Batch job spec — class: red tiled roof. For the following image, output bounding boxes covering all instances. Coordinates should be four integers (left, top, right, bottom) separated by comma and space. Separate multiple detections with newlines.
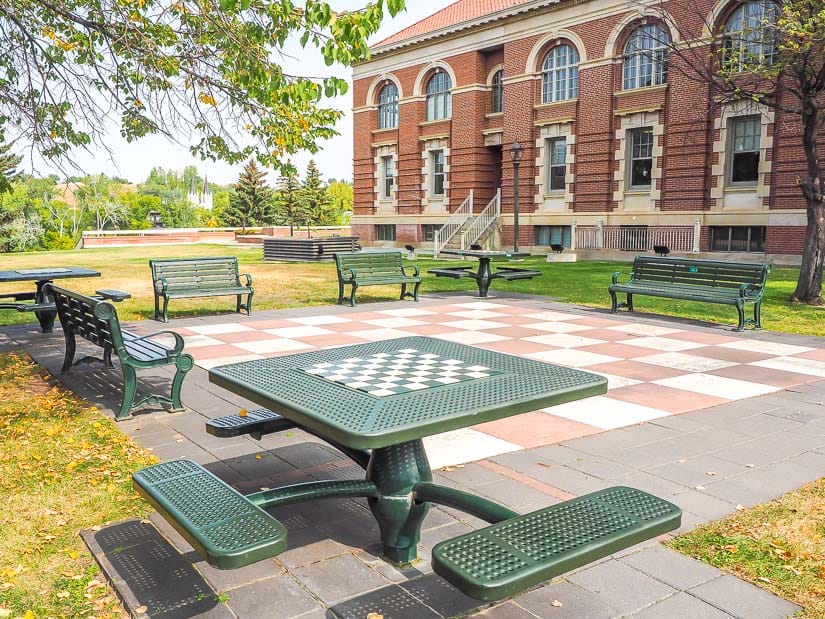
374, 0, 535, 48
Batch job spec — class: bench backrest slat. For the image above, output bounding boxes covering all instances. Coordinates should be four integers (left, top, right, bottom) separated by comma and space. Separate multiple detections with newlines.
631, 256, 769, 289
150, 257, 241, 290
48, 285, 124, 351
334, 252, 406, 278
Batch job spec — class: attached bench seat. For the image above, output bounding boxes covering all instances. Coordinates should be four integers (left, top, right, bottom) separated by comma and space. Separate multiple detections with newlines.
48, 284, 194, 420
334, 251, 421, 307
133, 460, 287, 569
206, 408, 296, 439
150, 257, 253, 322
493, 267, 542, 280
432, 486, 681, 601
609, 256, 770, 331
427, 266, 476, 279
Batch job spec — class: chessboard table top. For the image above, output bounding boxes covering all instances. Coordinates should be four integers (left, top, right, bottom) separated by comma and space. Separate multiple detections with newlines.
209, 336, 606, 450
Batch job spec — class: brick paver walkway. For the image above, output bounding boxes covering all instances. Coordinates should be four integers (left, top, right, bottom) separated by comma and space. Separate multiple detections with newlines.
3, 292, 819, 618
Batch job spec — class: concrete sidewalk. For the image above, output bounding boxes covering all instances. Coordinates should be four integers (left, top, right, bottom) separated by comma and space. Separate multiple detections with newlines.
2, 293, 818, 618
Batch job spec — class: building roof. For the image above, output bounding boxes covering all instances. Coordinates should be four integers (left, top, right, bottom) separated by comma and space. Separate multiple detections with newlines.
374, 0, 536, 48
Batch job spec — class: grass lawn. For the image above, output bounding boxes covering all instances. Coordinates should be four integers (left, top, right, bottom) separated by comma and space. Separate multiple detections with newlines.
0, 244, 822, 335
0, 351, 156, 618
670, 479, 825, 618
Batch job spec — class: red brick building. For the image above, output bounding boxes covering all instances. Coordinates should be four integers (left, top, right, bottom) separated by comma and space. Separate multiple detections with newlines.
352, 0, 817, 261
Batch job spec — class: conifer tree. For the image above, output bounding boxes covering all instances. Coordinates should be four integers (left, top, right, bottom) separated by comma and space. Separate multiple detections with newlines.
300, 160, 333, 233
274, 163, 303, 236
225, 160, 273, 234
0, 140, 21, 194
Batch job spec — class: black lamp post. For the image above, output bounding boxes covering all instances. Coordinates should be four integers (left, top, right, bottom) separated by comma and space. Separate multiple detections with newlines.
510, 140, 524, 253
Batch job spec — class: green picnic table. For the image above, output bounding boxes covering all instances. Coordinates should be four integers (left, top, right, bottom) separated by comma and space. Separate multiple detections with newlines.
430, 249, 541, 297
133, 336, 681, 601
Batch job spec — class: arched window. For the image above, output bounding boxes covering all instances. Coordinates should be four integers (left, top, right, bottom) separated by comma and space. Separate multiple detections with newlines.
724, 0, 778, 70
426, 72, 452, 121
491, 69, 504, 114
623, 25, 669, 90
541, 45, 579, 103
377, 83, 399, 129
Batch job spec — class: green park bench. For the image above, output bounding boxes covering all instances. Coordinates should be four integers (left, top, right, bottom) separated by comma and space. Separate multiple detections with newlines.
48, 284, 194, 420
134, 407, 680, 600
149, 256, 253, 322
334, 251, 421, 307
609, 255, 770, 331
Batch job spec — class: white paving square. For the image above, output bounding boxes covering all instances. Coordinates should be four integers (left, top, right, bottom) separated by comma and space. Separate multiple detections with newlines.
653, 373, 780, 399
523, 321, 592, 334
350, 328, 414, 341
423, 428, 521, 469
542, 396, 668, 430
181, 335, 225, 348
637, 352, 738, 372
527, 349, 621, 368
376, 308, 436, 317
440, 319, 508, 331
590, 372, 643, 390
523, 311, 578, 322
363, 317, 427, 328
434, 331, 510, 345
446, 309, 508, 319
196, 354, 264, 370
263, 325, 335, 339
750, 356, 825, 378
524, 334, 605, 348
290, 315, 351, 326
235, 338, 314, 354
619, 336, 705, 352
606, 323, 682, 336
457, 301, 511, 309
189, 323, 254, 336
720, 340, 815, 356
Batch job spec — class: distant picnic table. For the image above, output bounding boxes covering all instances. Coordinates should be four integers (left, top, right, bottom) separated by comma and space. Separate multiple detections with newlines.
430, 249, 541, 297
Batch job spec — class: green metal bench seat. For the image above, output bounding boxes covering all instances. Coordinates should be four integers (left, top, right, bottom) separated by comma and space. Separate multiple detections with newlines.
493, 267, 542, 280
432, 486, 681, 601
133, 460, 287, 569
150, 256, 253, 322
48, 284, 194, 420
609, 256, 770, 331
427, 266, 476, 279
334, 251, 421, 307
206, 408, 296, 439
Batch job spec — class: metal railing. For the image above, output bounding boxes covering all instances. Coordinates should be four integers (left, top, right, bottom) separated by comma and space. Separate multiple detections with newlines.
575, 225, 697, 252
433, 190, 473, 258
461, 189, 501, 250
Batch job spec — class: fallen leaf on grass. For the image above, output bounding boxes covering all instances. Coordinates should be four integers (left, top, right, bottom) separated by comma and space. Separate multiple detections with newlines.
56, 591, 70, 599
722, 544, 738, 553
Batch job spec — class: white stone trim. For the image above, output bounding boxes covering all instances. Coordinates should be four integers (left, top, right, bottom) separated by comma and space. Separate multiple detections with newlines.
710, 100, 774, 210
534, 122, 575, 211
603, 8, 680, 58
366, 73, 404, 106
525, 29, 588, 72
420, 138, 450, 211
412, 61, 457, 97
373, 145, 397, 211
487, 64, 505, 85
613, 110, 664, 209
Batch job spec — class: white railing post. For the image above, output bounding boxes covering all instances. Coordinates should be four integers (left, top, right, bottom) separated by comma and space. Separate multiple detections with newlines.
596, 220, 604, 250
570, 219, 577, 251
693, 219, 701, 253
433, 190, 473, 258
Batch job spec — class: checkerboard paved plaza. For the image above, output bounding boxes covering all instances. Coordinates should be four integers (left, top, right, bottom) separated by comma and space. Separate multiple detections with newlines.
161, 298, 825, 468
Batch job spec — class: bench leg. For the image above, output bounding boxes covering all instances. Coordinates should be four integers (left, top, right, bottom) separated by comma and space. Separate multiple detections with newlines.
626, 294, 634, 311
754, 301, 762, 330
399, 283, 407, 300
118, 365, 138, 421
104, 347, 113, 369
169, 354, 194, 413
160, 297, 170, 323
337, 281, 345, 305
609, 290, 618, 314
349, 283, 358, 307
735, 303, 746, 332
153, 293, 160, 321
246, 291, 253, 315
412, 280, 421, 302
61, 330, 77, 374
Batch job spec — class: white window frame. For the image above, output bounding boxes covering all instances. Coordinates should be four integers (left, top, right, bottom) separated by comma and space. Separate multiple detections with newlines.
431, 150, 445, 196
623, 24, 669, 90
727, 115, 761, 186
377, 83, 399, 129
547, 137, 567, 193
627, 127, 654, 189
491, 69, 504, 114
380, 155, 394, 199
723, 0, 778, 71
426, 72, 452, 121
541, 45, 579, 103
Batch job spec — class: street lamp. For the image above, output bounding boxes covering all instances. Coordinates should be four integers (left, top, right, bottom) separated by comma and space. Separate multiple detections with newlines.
510, 140, 524, 253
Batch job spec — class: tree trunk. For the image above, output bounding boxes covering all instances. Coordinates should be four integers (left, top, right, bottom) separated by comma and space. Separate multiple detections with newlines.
791, 97, 825, 305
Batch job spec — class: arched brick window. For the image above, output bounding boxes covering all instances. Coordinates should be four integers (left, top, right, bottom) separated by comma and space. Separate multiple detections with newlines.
377, 83, 399, 129
491, 69, 504, 113
623, 24, 669, 90
426, 72, 452, 121
541, 45, 579, 103
723, 0, 778, 70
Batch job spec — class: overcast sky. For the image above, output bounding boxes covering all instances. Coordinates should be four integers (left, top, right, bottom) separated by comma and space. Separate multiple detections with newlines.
24, 1, 442, 186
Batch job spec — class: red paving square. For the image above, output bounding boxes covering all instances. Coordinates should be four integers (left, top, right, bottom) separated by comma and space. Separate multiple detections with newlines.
485, 314, 546, 326
484, 326, 552, 339
608, 383, 728, 414
573, 328, 642, 342
707, 364, 817, 388
294, 333, 366, 348
402, 323, 460, 335
218, 330, 284, 344
473, 411, 600, 448
577, 342, 659, 360
486, 305, 540, 315
587, 360, 688, 381
662, 331, 739, 345
243, 319, 302, 330
475, 339, 559, 356
190, 344, 251, 360
567, 316, 632, 328
683, 346, 775, 363
322, 321, 385, 332
342, 311, 390, 321
793, 348, 825, 361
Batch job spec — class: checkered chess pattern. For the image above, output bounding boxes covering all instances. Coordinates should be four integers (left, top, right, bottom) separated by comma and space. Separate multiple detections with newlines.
157, 300, 825, 468
302, 349, 500, 397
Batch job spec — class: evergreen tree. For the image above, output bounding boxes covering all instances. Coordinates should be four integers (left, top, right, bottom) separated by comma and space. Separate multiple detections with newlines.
274, 163, 303, 236
0, 140, 22, 194
300, 160, 333, 232
224, 160, 273, 234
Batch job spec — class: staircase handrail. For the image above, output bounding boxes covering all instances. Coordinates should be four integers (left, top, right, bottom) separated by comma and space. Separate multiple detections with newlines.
433, 190, 473, 258
461, 189, 501, 250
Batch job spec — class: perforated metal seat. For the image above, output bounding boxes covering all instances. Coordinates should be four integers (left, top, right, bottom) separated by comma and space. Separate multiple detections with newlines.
432, 486, 681, 601
133, 460, 287, 569
206, 408, 295, 439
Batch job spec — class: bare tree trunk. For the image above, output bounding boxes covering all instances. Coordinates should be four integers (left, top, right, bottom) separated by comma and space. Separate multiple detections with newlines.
791, 97, 825, 304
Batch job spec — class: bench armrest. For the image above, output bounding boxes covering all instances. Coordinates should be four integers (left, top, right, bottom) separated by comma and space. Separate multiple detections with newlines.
341, 267, 356, 281
611, 271, 626, 285
241, 273, 253, 287
739, 283, 762, 297
402, 264, 420, 277
131, 330, 186, 354
154, 277, 168, 293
